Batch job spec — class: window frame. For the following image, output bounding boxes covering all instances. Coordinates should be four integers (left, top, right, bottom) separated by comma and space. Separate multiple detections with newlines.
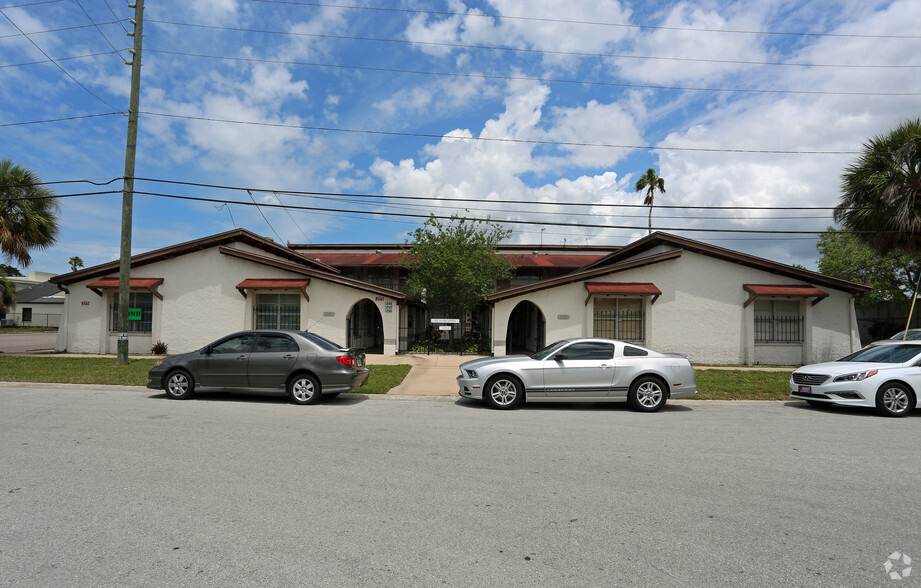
753, 298, 804, 344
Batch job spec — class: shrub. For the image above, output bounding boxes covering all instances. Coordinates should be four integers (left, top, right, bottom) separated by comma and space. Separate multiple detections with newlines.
150, 340, 168, 355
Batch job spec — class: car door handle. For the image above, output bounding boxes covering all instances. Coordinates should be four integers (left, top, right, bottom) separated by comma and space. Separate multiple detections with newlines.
600, 364, 610, 369
283, 354, 296, 360
237, 355, 247, 361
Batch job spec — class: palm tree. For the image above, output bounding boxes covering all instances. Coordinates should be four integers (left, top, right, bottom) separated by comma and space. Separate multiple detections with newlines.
68, 256, 84, 272
834, 118, 921, 254
635, 168, 665, 235
0, 275, 14, 314
0, 159, 59, 267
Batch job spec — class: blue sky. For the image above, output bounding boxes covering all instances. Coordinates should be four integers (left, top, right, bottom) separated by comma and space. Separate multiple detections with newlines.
1, 0, 919, 275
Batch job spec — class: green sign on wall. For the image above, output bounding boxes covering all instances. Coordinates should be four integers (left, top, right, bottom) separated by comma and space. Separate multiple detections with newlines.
128, 308, 142, 321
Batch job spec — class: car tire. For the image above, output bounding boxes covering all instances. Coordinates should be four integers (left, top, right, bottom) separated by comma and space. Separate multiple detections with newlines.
875, 382, 915, 417
805, 399, 832, 409
627, 376, 667, 412
484, 375, 524, 410
288, 374, 321, 405
165, 370, 195, 400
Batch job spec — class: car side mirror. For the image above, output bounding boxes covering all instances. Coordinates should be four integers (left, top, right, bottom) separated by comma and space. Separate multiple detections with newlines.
201, 346, 212, 355
553, 353, 567, 361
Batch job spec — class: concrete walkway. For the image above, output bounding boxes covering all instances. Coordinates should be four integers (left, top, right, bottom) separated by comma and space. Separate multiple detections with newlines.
365, 353, 485, 396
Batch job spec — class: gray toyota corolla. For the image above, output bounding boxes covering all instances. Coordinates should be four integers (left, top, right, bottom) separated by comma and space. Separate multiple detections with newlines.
147, 330, 368, 405
457, 337, 696, 411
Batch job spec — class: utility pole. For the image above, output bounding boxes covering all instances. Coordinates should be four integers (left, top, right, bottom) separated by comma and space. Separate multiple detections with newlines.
117, 0, 144, 365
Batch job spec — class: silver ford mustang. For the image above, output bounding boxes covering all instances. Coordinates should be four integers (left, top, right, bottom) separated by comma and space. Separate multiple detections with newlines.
457, 337, 697, 410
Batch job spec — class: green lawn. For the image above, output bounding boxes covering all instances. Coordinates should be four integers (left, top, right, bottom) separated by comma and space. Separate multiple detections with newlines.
0, 356, 411, 394
0, 356, 792, 399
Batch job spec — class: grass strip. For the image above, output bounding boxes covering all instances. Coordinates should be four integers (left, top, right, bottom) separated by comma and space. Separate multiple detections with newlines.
693, 369, 791, 401
0, 356, 411, 394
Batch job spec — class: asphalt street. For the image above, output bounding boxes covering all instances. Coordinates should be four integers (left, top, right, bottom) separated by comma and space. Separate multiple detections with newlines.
1, 384, 918, 587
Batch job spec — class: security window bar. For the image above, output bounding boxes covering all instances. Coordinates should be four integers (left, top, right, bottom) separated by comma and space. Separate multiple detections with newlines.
255, 293, 301, 330
754, 300, 803, 343
110, 291, 153, 333
592, 298, 644, 343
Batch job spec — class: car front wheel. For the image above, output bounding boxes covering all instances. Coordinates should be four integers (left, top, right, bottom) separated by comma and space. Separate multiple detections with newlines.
876, 383, 915, 417
628, 376, 667, 412
484, 375, 524, 410
165, 370, 194, 400
288, 374, 321, 405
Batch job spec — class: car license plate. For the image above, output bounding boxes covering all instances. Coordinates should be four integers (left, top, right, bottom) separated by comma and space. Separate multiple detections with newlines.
798, 385, 812, 394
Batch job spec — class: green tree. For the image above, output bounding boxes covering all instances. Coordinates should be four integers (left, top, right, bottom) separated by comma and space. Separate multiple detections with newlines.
0, 263, 22, 276
0, 275, 14, 313
634, 168, 665, 235
834, 118, 921, 254
817, 227, 920, 310
0, 159, 60, 267
401, 214, 515, 321
68, 256, 84, 272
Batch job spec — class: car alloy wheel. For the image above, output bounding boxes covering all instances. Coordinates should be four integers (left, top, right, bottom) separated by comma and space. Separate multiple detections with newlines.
289, 374, 321, 405
877, 383, 914, 417
628, 376, 666, 412
485, 376, 523, 409
166, 370, 194, 400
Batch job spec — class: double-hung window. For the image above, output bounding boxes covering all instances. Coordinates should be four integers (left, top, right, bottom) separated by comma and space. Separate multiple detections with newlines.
754, 300, 803, 343
254, 293, 301, 330
593, 298, 644, 343
110, 291, 153, 333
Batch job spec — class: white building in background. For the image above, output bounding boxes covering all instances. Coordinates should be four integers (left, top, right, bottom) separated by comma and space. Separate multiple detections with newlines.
1, 271, 65, 328
49, 229, 871, 365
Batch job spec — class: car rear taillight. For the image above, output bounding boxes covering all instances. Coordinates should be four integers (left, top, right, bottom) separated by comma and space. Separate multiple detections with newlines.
337, 355, 356, 367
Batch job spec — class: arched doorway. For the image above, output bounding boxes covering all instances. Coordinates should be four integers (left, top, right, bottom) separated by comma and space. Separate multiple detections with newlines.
506, 301, 545, 355
347, 299, 384, 354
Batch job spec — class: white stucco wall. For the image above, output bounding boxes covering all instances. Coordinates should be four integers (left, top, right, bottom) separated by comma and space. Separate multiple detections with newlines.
56, 243, 402, 355
491, 249, 861, 365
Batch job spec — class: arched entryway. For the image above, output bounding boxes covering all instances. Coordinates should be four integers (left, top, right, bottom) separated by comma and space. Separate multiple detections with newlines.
506, 301, 545, 354
347, 299, 384, 354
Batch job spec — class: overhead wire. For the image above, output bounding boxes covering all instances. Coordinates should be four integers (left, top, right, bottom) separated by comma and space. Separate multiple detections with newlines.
245, 0, 921, 40
0, 8, 124, 112
141, 49, 921, 97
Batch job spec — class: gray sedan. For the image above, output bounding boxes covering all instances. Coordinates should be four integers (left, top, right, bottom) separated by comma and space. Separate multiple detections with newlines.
147, 330, 369, 405
457, 338, 697, 410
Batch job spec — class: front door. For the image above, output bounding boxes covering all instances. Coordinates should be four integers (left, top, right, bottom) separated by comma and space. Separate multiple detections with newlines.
248, 333, 299, 389
541, 341, 616, 398
198, 333, 255, 387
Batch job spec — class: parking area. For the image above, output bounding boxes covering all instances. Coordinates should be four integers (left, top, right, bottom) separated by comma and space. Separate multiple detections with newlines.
0, 332, 57, 354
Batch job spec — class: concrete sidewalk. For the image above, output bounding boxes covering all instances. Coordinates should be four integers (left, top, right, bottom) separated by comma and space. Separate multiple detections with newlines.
365, 353, 485, 396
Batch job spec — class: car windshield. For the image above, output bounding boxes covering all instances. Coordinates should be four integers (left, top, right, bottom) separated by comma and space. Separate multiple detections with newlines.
530, 340, 569, 360
888, 330, 921, 341
838, 344, 921, 364
300, 332, 345, 351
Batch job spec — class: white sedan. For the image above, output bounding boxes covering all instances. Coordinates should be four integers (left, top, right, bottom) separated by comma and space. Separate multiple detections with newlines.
790, 342, 921, 417
457, 338, 697, 411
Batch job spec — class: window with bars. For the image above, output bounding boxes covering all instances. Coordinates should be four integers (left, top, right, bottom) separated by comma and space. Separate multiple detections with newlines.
110, 291, 153, 333
592, 298, 644, 342
254, 293, 301, 330
754, 299, 803, 343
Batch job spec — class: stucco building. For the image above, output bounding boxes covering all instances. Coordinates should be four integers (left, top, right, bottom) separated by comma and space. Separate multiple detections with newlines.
49, 228, 871, 365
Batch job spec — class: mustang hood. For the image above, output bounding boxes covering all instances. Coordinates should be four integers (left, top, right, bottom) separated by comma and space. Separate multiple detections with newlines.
460, 355, 530, 371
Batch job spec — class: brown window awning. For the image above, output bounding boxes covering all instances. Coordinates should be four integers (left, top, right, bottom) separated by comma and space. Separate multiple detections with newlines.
86, 277, 163, 299
743, 284, 829, 307
584, 282, 662, 305
236, 278, 310, 301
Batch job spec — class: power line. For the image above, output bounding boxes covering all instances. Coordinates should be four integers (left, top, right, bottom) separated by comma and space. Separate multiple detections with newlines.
0, 112, 122, 126
138, 111, 859, 154
246, 0, 921, 40
146, 19, 919, 69
143, 48, 921, 98
0, 21, 124, 40
126, 190, 891, 236
72, 0, 129, 61
0, 8, 124, 112
1, 50, 127, 68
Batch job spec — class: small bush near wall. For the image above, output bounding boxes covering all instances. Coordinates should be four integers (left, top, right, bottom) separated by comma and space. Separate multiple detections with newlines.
151, 341, 168, 355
